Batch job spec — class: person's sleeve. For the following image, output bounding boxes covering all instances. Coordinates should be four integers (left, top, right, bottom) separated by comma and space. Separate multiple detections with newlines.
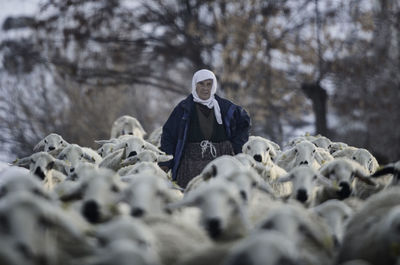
230, 106, 251, 154
159, 107, 180, 169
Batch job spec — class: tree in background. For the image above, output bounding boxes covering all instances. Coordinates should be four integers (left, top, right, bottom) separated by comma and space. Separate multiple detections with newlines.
0, 0, 399, 163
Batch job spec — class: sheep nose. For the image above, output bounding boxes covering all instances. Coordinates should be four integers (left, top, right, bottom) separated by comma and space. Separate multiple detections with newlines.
131, 208, 145, 217
240, 190, 247, 201
299, 161, 309, 165
34, 167, 46, 180
206, 218, 222, 239
296, 189, 308, 202
82, 200, 100, 223
337, 181, 351, 199
48, 146, 55, 151
253, 154, 262, 162
16, 242, 33, 258
128, 151, 137, 158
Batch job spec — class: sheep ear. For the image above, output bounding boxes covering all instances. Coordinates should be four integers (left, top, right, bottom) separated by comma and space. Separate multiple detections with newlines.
120, 156, 138, 166
371, 166, 395, 178
13, 156, 31, 167
144, 142, 164, 154
269, 142, 281, 152
95, 140, 114, 145
82, 153, 96, 163
157, 154, 173, 163
276, 173, 292, 183
33, 140, 45, 151
354, 171, 376, 186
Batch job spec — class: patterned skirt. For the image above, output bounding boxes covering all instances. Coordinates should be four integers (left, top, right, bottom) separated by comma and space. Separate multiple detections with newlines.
176, 140, 235, 189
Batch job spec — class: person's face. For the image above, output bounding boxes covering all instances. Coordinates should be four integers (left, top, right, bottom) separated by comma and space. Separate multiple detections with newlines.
196, 79, 213, 100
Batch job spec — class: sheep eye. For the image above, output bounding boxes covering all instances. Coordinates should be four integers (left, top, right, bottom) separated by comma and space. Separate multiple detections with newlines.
38, 217, 54, 229
266, 147, 269, 151
313, 175, 317, 180
261, 220, 274, 230
31, 159, 35, 164
247, 146, 251, 150
312, 149, 316, 153
141, 145, 145, 148
251, 181, 257, 187
352, 157, 356, 160
60, 141, 63, 144
44, 139, 48, 144
294, 149, 298, 153
125, 143, 128, 147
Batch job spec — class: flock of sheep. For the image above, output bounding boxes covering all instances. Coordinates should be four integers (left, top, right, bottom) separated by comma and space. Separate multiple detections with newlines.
1, 114, 400, 265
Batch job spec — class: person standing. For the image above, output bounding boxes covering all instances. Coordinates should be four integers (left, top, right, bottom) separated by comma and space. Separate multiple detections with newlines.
159, 69, 251, 188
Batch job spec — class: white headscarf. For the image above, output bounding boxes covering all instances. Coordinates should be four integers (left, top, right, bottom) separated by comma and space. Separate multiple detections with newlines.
191, 69, 222, 124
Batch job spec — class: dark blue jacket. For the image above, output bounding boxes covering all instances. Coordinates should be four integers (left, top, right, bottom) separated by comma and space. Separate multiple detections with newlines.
159, 94, 251, 180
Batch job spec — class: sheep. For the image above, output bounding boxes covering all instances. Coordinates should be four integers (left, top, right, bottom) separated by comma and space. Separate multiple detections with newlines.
221, 231, 302, 265
311, 199, 353, 248
13, 152, 68, 190
276, 140, 334, 172
118, 161, 169, 180
143, 214, 213, 265
33, 133, 69, 154
59, 167, 125, 223
242, 135, 281, 163
57, 144, 102, 174
311, 135, 332, 150
184, 155, 246, 194
337, 187, 400, 265
90, 216, 160, 264
0, 172, 53, 201
255, 204, 335, 265
120, 149, 173, 167
119, 174, 182, 218
84, 239, 160, 265
332, 147, 379, 174
276, 165, 333, 206
328, 141, 348, 154
0, 192, 94, 265
315, 158, 377, 204
99, 136, 164, 171
96, 142, 116, 158
169, 178, 249, 242
110, 115, 147, 139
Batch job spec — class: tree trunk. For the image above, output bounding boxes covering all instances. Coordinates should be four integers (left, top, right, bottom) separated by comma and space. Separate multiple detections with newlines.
301, 82, 328, 136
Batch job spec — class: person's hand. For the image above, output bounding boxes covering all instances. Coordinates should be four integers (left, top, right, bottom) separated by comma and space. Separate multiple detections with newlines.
160, 166, 169, 173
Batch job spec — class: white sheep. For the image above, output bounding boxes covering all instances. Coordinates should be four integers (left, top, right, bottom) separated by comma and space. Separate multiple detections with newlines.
120, 149, 173, 167
110, 115, 147, 139
119, 174, 182, 218
169, 178, 249, 241
242, 135, 281, 164
118, 161, 169, 180
221, 231, 301, 265
59, 167, 125, 223
276, 140, 333, 172
255, 204, 335, 265
333, 147, 379, 174
57, 144, 102, 176
14, 152, 68, 190
0, 192, 93, 265
99, 136, 163, 171
337, 187, 400, 265
311, 199, 353, 247
276, 165, 333, 206
184, 155, 245, 194
315, 158, 377, 204
33, 133, 69, 153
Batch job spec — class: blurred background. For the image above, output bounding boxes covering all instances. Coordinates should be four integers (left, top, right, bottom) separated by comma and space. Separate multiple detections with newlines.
0, 0, 399, 164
